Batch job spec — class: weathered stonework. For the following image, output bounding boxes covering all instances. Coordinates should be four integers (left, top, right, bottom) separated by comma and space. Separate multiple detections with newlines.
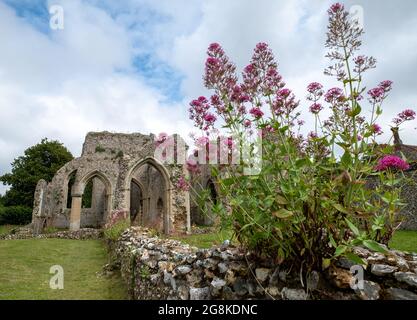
31, 132, 191, 234
109, 227, 417, 300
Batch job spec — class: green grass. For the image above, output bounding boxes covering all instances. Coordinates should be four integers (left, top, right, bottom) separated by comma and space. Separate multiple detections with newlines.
172, 228, 417, 253
0, 225, 18, 235
389, 230, 417, 253
170, 229, 233, 249
0, 239, 126, 300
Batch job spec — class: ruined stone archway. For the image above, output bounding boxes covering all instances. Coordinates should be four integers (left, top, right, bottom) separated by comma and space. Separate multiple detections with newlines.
125, 157, 171, 234
69, 170, 112, 230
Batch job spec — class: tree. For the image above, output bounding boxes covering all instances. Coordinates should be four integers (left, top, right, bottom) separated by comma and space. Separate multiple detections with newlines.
0, 138, 73, 208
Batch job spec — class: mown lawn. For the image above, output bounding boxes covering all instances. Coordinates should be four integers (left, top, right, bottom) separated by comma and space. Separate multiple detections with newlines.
0, 239, 126, 300
174, 229, 417, 253
390, 230, 417, 253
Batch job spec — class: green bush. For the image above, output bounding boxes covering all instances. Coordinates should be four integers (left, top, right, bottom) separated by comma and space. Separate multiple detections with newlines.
0, 206, 32, 225
104, 219, 130, 241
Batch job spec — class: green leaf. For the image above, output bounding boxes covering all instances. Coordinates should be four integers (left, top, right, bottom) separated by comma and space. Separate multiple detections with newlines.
345, 218, 360, 236
363, 240, 388, 253
345, 252, 365, 265
333, 203, 349, 214
273, 208, 294, 219
341, 151, 352, 168
275, 194, 288, 205
334, 245, 347, 257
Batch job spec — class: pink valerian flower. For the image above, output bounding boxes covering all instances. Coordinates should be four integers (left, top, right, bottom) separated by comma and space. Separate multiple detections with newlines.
353, 55, 377, 74
210, 94, 225, 114
309, 103, 323, 114
186, 158, 200, 174
392, 109, 416, 126
370, 123, 383, 135
324, 87, 344, 104
328, 2, 344, 14
367, 87, 385, 103
272, 88, 299, 116
375, 155, 410, 171
204, 43, 237, 94
379, 80, 393, 92
307, 82, 324, 95
249, 107, 264, 119
297, 120, 305, 126
203, 113, 217, 128
308, 131, 318, 140
230, 85, 250, 103
176, 176, 190, 191
242, 42, 285, 96
244, 119, 252, 127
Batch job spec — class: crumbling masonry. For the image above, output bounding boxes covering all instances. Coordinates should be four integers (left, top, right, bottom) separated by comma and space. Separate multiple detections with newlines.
31, 132, 192, 234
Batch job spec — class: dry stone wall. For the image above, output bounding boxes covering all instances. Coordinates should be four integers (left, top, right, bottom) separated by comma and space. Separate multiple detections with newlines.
110, 227, 417, 300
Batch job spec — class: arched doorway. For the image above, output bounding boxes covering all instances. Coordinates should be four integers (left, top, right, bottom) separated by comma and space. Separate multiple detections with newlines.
69, 171, 112, 230
130, 179, 144, 225
127, 158, 171, 234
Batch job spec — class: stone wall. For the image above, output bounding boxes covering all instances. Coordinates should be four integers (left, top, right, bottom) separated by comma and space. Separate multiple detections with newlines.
109, 227, 417, 300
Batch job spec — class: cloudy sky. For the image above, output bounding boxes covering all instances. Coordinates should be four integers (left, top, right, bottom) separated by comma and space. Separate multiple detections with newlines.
0, 0, 416, 195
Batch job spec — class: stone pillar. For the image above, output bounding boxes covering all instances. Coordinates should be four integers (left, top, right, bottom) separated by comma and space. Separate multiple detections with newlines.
69, 196, 82, 231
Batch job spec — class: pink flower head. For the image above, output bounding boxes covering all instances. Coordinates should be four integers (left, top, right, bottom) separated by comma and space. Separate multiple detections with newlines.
307, 82, 323, 94
244, 119, 252, 127
176, 176, 190, 191
249, 107, 264, 119
354, 55, 366, 66
297, 119, 305, 126
277, 88, 291, 99
367, 87, 385, 102
375, 155, 410, 171
308, 131, 318, 140
328, 3, 344, 14
186, 158, 200, 174
379, 80, 393, 92
203, 113, 217, 124
371, 123, 383, 135
393, 109, 416, 126
309, 103, 323, 114
324, 87, 344, 103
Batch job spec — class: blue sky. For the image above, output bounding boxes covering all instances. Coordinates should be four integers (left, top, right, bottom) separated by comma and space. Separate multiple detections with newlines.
0, 0, 417, 195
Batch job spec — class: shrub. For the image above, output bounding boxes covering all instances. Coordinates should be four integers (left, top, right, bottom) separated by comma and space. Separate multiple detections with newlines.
0, 206, 32, 225
104, 219, 130, 241
103, 210, 130, 241
185, 3, 415, 273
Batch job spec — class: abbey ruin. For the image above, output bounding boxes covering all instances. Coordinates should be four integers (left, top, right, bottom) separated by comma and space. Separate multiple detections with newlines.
30, 132, 212, 235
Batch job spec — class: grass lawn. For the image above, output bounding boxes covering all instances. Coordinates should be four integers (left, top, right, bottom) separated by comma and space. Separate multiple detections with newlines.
170, 229, 233, 249
0, 239, 126, 300
174, 228, 417, 253
389, 230, 417, 253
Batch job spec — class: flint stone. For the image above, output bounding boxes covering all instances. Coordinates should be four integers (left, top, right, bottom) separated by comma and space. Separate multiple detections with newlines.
281, 288, 308, 300
190, 287, 210, 300
255, 268, 271, 282
355, 280, 381, 300
385, 288, 417, 300
394, 272, 417, 288
371, 264, 398, 276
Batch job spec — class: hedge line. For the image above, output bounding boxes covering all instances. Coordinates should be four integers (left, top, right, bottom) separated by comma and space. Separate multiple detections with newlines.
0, 206, 32, 225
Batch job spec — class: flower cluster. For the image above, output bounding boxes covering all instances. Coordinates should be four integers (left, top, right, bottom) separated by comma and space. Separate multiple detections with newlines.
189, 96, 217, 131
367, 80, 393, 104
375, 155, 410, 171
392, 109, 416, 126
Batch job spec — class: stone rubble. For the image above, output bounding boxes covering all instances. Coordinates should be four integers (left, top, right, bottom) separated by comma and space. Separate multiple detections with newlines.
108, 227, 417, 300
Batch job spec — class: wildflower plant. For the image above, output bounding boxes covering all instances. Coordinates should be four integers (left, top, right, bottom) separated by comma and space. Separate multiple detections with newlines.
185, 3, 415, 273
